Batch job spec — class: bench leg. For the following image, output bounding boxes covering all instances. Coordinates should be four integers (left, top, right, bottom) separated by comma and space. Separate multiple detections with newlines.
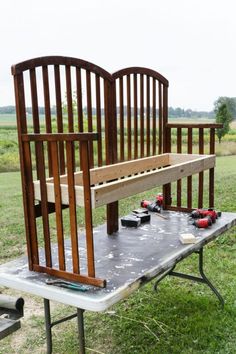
43, 299, 86, 353
107, 201, 119, 235
154, 248, 224, 307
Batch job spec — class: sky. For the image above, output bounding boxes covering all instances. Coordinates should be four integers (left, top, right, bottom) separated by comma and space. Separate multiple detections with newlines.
0, 0, 235, 111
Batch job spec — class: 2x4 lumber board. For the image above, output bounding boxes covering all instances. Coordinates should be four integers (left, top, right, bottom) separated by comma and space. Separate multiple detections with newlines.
44, 153, 170, 186
34, 181, 85, 207
93, 155, 215, 207
168, 153, 210, 165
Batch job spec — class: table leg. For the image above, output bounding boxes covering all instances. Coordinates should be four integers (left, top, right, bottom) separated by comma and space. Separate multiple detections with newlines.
77, 308, 85, 354
44, 298, 52, 354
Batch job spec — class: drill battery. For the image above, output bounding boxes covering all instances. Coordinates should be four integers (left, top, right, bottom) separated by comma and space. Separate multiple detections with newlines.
193, 216, 212, 228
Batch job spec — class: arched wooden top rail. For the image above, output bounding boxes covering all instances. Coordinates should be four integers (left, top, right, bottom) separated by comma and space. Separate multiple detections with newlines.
11, 56, 113, 81
112, 67, 169, 86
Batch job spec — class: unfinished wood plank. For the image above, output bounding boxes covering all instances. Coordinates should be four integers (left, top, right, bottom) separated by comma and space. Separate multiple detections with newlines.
56, 153, 170, 186
93, 155, 215, 207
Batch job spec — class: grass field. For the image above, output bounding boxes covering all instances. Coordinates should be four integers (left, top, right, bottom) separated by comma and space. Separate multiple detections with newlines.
0, 156, 236, 353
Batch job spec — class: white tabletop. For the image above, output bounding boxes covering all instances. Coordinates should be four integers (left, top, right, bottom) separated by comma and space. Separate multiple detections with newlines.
0, 211, 235, 312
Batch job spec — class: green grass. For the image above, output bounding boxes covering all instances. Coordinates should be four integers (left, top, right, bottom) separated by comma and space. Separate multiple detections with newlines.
0, 156, 236, 353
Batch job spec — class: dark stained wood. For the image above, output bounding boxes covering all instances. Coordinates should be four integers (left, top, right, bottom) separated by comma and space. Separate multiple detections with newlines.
36, 141, 52, 267
146, 75, 150, 156
33, 264, 106, 288
42, 65, 53, 177
21, 132, 99, 142
127, 74, 132, 159
51, 141, 65, 271
119, 77, 124, 161
209, 128, 215, 207
167, 123, 223, 129
80, 141, 95, 277
95, 74, 102, 166
86, 70, 94, 168
76, 67, 83, 132
158, 82, 162, 154
187, 128, 193, 209
112, 66, 169, 86
140, 74, 144, 157
66, 141, 80, 274
133, 74, 138, 159
54, 64, 65, 174
14, 73, 35, 269
22, 140, 39, 266
152, 78, 156, 155
177, 128, 182, 207
198, 128, 204, 208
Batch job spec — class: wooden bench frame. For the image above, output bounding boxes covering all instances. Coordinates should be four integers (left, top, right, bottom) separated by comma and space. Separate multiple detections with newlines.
12, 56, 222, 287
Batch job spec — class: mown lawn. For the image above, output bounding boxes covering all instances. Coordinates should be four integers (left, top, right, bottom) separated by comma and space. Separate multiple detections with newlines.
0, 156, 236, 353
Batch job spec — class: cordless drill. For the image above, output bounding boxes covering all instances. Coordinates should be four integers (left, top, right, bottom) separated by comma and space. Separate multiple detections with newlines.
190, 208, 220, 223
141, 200, 161, 213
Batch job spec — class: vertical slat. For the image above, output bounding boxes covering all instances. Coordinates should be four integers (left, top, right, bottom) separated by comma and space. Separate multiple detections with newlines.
22, 140, 39, 266
158, 82, 162, 154
177, 128, 182, 207
65, 65, 74, 132
36, 140, 52, 267
76, 67, 83, 132
152, 78, 156, 155
30, 68, 41, 179
66, 141, 79, 273
127, 74, 131, 159
14, 73, 38, 269
42, 65, 53, 176
140, 74, 144, 157
187, 128, 193, 209
95, 74, 102, 166
81, 141, 95, 277
119, 77, 124, 161
36, 147, 50, 262
209, 128, 215, 207
86, 70, 94, 167
51, 141, 65, 271
133, 74, 138, 159
54, 65, 65, 174
162, 85, 171, 207
146, 75, 150, 156
198, 128, 204, 208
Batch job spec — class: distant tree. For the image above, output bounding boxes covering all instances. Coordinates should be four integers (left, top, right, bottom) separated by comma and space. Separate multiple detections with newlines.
215, 103, 232, 143
214, 97, 236, 119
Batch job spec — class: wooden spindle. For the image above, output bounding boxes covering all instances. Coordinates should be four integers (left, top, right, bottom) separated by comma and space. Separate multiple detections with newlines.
187, 128, 193, 208
127, 74, 132, 160
42, 66, 53, 176
96, 74, 102, 166
209, 128, 215, 207
146, 75, 150, 156
119, 77, 124, 161
54, 65, 65, 174
140, 74, 144, 157
152, 78, 156, 155
177, 128, 182, 207
66, 140, 80, 274
51, 141, 65, 271
86, 70, 94, 167
198, 128, 204, 208
133, 74, 138, 159
158, 82, 162, 154
36, 140, 52, 267
81, 140, 95, 277
76, 67, 83, 132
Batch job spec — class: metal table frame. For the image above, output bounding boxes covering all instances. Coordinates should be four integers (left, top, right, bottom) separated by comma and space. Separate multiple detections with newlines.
42, 246, 223, 354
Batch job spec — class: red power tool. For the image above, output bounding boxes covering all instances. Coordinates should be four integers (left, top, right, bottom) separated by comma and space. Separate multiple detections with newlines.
156, 193, 163, 206
193, 216, 212, 228
190, 208, 219, 223
141, 200, 161, 213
